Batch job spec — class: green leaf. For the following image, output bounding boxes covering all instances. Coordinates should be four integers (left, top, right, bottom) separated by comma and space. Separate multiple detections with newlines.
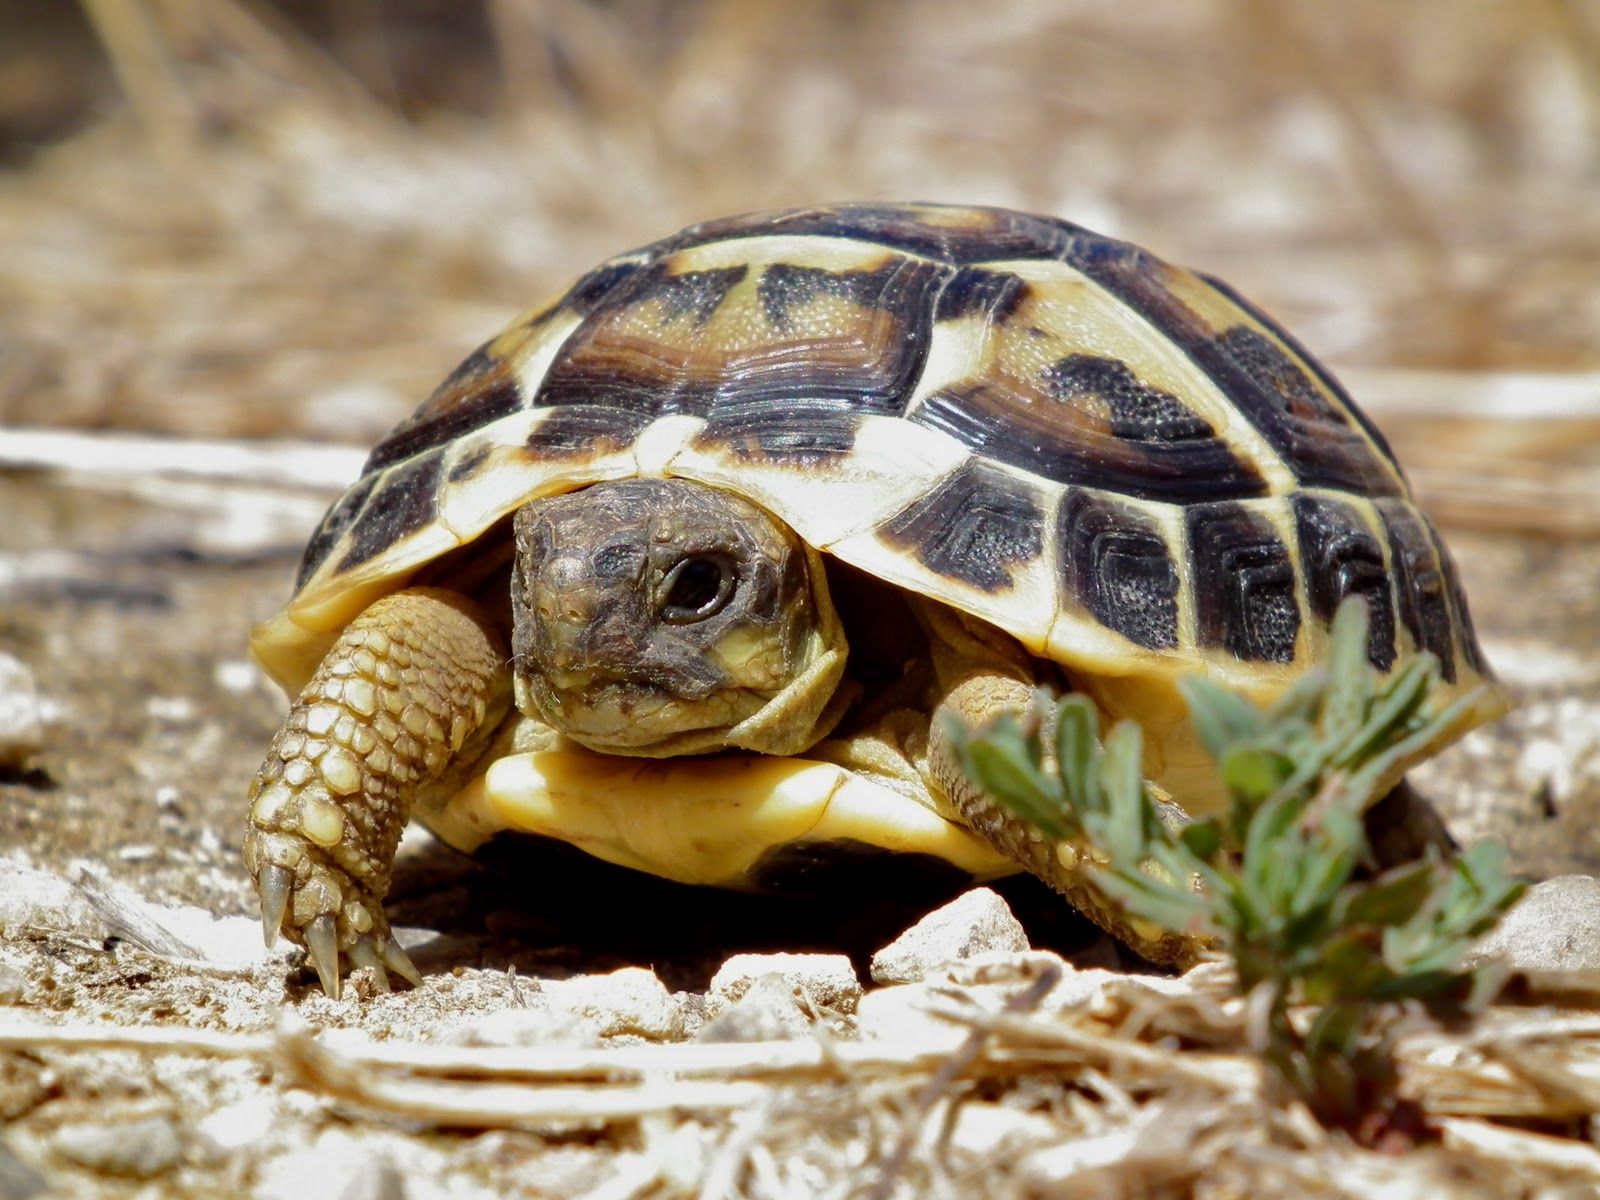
1178, 676, 1267, 759
1221, 745, 1296, 804
1336, 858, 1437, 929
1053, 696, 1099, 813
1334, 655, 1436, 772
955, 720, 1072, 839
1179, 818, 1224, 863
1099, 720, 1150, 865
1323, 596, 1375, 739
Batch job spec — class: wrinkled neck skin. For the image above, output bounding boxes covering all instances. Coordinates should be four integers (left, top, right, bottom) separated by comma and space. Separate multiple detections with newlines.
509, 480, 850, 758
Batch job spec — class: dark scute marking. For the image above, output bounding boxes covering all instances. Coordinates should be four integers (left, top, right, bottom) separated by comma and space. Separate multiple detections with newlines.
1043, 354, 1213, 442
934, 266, 1029, 322
431, 340, 496, 397
1291, 494, 1396, 671
447, 444, 492, 482
661, 203, 1077, 264
692, 259, 944, 460
756, 260, 939, 332
694, 399, 863, 465
746, 839, 975, 896
1202, 271, 1404, 474
1377, 500, 1457, 682
645, 265, 749, 325
335, 452, 444, 573
526, 405, 654, 457
1186, 502, 1301, 662
562, 259, 647, 315
878, 461, 1044, 593
1062, 239, 1400, 496
364, 377, 524, 472
295, 472, 377, 589
911, 382, 1267, 502
1057, 491, 1179, 649
1430, 526, 1488, 676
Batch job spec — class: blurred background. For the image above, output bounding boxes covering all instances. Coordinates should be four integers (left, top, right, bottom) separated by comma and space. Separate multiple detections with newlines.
1, 0, 1596, 471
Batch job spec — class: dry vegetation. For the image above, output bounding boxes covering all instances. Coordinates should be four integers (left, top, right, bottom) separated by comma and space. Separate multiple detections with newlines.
3, 1, 1600, 1196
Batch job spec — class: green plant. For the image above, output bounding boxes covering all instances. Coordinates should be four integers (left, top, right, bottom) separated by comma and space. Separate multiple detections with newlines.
945, 597, 1524, 1131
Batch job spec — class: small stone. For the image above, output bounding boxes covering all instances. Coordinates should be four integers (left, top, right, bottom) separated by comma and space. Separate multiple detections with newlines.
709, 953, 860, 1013
0, 961, 25, 1005
541, 967, 687, 1041
0, 654, 43, 771
53, 1115, 182, 1178
1470, 875, 1600, 972
0, 1137, 48, 1200
870, 887, 1029, 984
252, 1133, 398, 1200
854, 984, 966, 1050
697, 974, 815, 1042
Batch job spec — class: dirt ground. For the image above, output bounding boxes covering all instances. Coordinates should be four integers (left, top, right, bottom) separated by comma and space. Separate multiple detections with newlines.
4, 2, 1600, 1196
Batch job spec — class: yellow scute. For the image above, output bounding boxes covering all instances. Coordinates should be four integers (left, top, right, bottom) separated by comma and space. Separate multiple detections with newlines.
460, 750, 1015, 886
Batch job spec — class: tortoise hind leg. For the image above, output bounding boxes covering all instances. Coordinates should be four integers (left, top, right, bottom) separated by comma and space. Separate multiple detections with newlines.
243, 587, 510, 997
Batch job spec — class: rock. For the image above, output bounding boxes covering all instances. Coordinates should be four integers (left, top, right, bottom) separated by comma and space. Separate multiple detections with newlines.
854, 983, 967, 1051
53, 1115, 182, 1178
709, 953, 860, 1013
0, 859, 105, 940
0, 1138, 48, 1200
445, 1004, 598, 1049
0, 654, 43, 771
697, 973, 815, 1042
252, 1133, 395, 1200
869, 887, 1029, 984
540, 967, 687, 1041
1470, 874, 1600, 972
0, 962, 24, 1006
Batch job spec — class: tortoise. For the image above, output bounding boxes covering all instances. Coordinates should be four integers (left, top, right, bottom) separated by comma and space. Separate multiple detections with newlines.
244, 202, 1506, 997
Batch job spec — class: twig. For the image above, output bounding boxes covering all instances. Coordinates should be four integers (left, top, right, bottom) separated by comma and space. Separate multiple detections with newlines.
867, 963, 1062, 1200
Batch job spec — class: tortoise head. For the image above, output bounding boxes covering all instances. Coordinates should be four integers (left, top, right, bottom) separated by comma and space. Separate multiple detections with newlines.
510, 480, 849, 757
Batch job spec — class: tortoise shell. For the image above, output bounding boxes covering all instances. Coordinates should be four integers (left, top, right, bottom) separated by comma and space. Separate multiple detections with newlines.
252, 203, 1501, 784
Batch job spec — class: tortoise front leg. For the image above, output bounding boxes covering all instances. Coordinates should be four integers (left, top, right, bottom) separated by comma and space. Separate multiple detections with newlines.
925, 672, 1209, 968
909, 600, 1209, 968
243, 587, 510, 997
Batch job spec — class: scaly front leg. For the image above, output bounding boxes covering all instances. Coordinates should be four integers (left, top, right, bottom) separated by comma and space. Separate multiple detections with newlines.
913, 600, 1209, 968
243, 587, 510, 997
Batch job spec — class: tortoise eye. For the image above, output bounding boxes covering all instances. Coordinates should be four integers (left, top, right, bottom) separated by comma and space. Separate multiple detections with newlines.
659, 555, 736, 624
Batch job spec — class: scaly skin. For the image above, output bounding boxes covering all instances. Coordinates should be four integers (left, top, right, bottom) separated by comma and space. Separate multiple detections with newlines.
912, 601, 1213, 968
925, 672, 1212, 968
243, 587, 509, 997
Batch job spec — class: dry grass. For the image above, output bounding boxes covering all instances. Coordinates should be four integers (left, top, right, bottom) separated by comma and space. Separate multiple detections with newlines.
7, 958, 1600, 1197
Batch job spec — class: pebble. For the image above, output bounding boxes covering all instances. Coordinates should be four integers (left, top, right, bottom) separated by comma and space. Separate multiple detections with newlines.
697, 973, 815, 1042
709, 952, 860, 1013
0, 654, 43, 771
0, 1138, 48, 1200
0, 964, 23, 1012
252, 1134, 394, 1200
1470, 874, 1600, 973
869, 887, 1029, 984
53, 1115, 182, 1179
540, 967, 688, 1041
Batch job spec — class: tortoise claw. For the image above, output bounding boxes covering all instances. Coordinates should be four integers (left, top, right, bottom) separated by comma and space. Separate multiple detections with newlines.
304, 913, 341, 1000
258, 865, 293, 949
380, 935, 422, 989
347, 935, 390, 993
